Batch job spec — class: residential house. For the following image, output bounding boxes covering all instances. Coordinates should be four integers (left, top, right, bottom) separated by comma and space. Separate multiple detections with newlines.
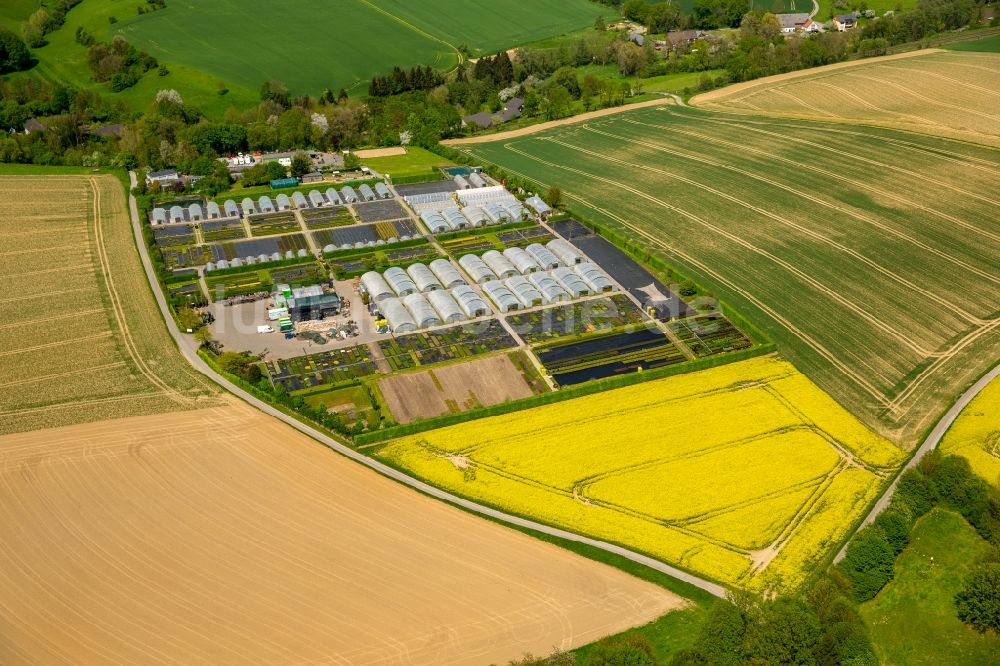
833, 13, 858, 31
89, 123, 125, 138
500, 97, 524, 123
629, 32, 645, 46
665, 30, 703, 50
462, 112, 493, 130
146, 168, 180, 186
777, 13, 813, 33
23, 118, 46, 134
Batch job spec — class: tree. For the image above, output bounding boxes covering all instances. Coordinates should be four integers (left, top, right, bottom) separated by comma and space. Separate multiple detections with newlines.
838, 527, 895, 601
259, 79, 290, 107
546, 185, 562, 208
544, 85, 572, 120
595, 14, 606, 31
895, 468, 937, 518
955, 563, 1000, 634
585, 633, 656, 666
290, 150, 312, 177
0, 28, 31, 73
743, 598, 822, 664
873, 509, 911, 555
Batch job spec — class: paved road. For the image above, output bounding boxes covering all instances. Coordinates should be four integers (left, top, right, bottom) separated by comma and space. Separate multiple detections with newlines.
127, 173, 728, 599
834, 363, 1000, 563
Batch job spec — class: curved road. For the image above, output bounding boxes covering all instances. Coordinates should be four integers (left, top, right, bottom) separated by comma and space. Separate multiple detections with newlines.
834, 362, 1000, 563
126, 173, 728, 599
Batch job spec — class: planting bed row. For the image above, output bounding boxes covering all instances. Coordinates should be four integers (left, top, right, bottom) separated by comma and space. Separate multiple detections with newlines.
506, 294, 647, 345
266, 345, 378, 392
537, 328, 687, 386
669, 315, 754, 357
378, 320, 517, 371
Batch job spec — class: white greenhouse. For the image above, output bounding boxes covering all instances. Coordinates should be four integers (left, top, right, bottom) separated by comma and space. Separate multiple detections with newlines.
483, 202, 508, 224
359, 184, 376, 201
451, 285, 491, 318
575, 262, 613, 292
206, 201, 221, 219
525, 242, 560, 270
258, 196, 275, 213
169, 205, 184, 223
241, 197, 256, 214
469, 172, 486, 188
458, 254, 497, 284
224, 200, 240, 218
420, 211, 450, 233
340, 186, 358, 203
442, 208, 469, 230
505, 276, 544, 307
325, 188, 342, 205
482, 281, 520, 313
406, 263, 443, 292
503, 247, 540, 274
361, 271, 395, 303
375, 182, 392, 199
380, 297, 417, 334
529, 273, 571, 303
403, 293, 442, 328
481, 250, 518, 279
429, 259, 466, 289
547, 238, 583, 265
551, 267, 591, 298
461, 206, 488, 227
152, 208, 167, 224
427, 290, 464, 323
276, 193, 292, 210
384, 266, 417, 297
308, 190, 325, 207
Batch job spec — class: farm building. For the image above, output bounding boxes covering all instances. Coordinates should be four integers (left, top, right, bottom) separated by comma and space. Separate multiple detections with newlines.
575, 263, 614, 292
462, 207, 488, 226
301, 172, 324, 184
403, 293, 442, 328
500, 97, 524, 123
503, 247, 540, 274
420, 211, 450, 233
442, 208, 469, 230
341, 186, 359, 203
146, 168, 179, 186
427, 290, 464, 323
287, 293, 341, 322
380, 297, 417, 334
451, 285, 491, 318
524, 195, 551, 218
325, 188, 342, 205
454, 175, 470, 190
309, 190, 326, 207
482, 281, 520, 313
529, 273, 571, 303
526, 243, 560, 270
206, 201, 221, 219
469, 172, 487, 188
169, 205, 184, 223
188, 203, 204, 221
259, 196, 275, 213
152, 208, 167, 224
462, 112, 493, 130
242, 197, 256, 214
505, 276, 544, 307
292, 191, 309, 208
483, 202, 509, 224
551, 267, 590, 298
375, 182, 393, 199
359, 184, 377, 201
276, 194, 292, 210
458, 254, 497, 284
547, 239, 583, 265
429, 259, 467, 289
482, 250, 518, 279
777, 13, 812, 32
384, 266, 418, 297
406, 263, 444, 292
361, 271, 395, 303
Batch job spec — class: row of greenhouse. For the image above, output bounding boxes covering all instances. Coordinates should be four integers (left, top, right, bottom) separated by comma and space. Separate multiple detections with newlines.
457, 241, 586, 283
361, 259, 469, 301
375, 287, 492, 334
205, 248, 311, 271
479, 265, 613, 312
151, 184, 393, 224
418, 200, 524, 233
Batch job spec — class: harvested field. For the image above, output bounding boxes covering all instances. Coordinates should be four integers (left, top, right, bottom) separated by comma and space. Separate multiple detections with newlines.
380, 356, 906, 591
692, 50, 1000, 146
379, 354, 534, 423
0, 399, 680, 664
0, 175, 219, 435
461, 104, 1000, 445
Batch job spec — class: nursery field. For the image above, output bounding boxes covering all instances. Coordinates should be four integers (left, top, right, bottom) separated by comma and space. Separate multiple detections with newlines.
940, 375, 1000, 488
692, 50, 1000, 146
378, 356, 906, 591
459, 104, 1000, 445
0, 399, 680, 664
0, 175, 219, 435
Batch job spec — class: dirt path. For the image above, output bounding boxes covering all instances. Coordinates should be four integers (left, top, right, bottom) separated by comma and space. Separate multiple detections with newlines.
690, 50, 945, 106
442, 98, 674, 145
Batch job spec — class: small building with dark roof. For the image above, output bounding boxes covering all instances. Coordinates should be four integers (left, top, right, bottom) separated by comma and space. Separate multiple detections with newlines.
462, 112, 493, 130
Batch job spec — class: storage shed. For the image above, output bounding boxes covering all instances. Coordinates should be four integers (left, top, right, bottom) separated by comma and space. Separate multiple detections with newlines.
547, 238, 583, 265
481, 250, 518, 279
340, 186, 358, 203
406, 263, 443, 292
427, 290, 464, 323
384, 266, 417, 297
503, 247, 540, 274
461, 207, 488, 227
361, 271, 395, 303
241, 197, 256, 214
380, 297, 417, 334
169, 205, 184, 223
276, 193, 292, 210
529, 273, 571, 303
325, 188, 342, 205
206, 201, 221, 219
482, 281, 520, 312
152, 208, 167, 224
358, 184, 376, 202
552, 266, 590, 298
420, 211, 450, 233
451, 285, 491, 318
292, 191, 309, 208
403, 293, 442, 328
258, 196, 275, 213
505, 276, 544, 307
575, 262, 613, 292
526, 243, 560, 270
429, 258, 466, 289
375, 182, 392, 199
224, 200, 240, 218
442, 208, 468, 230
458, 254, 497, 284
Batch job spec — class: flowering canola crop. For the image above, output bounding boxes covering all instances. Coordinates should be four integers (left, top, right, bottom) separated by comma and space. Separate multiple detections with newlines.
940, 377, 1000, 488
379, 356, 904, 590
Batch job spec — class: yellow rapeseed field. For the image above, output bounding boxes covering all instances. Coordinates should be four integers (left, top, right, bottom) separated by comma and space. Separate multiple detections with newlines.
378, 356, 904, 590
940, 376, 1000, 488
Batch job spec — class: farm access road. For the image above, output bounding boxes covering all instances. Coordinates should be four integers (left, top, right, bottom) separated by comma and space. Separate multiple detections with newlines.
127, 172, 728, 600
834, 362, 1000, 563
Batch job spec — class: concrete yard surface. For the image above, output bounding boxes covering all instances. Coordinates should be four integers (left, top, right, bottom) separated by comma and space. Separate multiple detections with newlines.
0, 398, 683, 665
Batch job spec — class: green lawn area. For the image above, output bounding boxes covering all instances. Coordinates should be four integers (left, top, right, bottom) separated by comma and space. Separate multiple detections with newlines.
0, 0, 38, 31
360, 146, 452, 178
642, 69, 726, 93
945, 33, 1000, 52
861, 509, 1000, 665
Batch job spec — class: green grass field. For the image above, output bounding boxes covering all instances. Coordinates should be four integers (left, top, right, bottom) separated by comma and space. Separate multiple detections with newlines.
861, 509, 1000, 665
459, 103, 1000, 445
360, 146, 452, 178
945, 32, 1000, 52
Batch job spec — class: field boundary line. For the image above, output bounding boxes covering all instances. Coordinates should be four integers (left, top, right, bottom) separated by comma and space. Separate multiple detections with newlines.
537, 136, 939, 357
626, 115, 1000, 285
458, 148, 892, 409
769, 87, 841, 118
124, 173, 730, 600
582, 122, 989, 325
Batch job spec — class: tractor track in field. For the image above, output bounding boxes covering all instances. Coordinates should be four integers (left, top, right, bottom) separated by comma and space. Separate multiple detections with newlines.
0, 362, 128, 389
0, 308, 106, 330
0, 392, 168, 419
0, 332, 112, 357
578, 123, 989, 326
841, 71, 1000, 124
880, 64, 1000, 96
